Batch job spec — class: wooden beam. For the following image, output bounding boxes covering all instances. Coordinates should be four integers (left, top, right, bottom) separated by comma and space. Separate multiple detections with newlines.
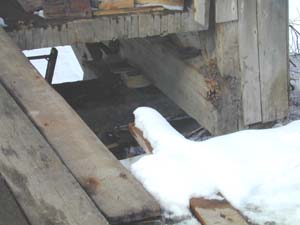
7, 7, 207, 50
194, 0, 210, 26
0, 175, 30, 225
190, 198, 249, 225
238, 0, 262, 125
93, 6, 164, 16
0, 28, 161, 224
257, 0, 289, 122
215, 0, 238, 23
0, 84, 108, 225
121, 38, 240, 134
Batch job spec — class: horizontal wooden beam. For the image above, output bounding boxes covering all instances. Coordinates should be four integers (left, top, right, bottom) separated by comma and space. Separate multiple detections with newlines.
0, 28, 161, 224
7, 7, 207, 50
120, 38, 239, 134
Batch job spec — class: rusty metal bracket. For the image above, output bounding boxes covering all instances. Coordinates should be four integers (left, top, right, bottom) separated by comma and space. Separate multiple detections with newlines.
27, 47, 58, 84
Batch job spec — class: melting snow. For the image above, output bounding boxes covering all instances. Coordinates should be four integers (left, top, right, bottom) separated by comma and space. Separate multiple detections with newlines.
129, 107, 300, 225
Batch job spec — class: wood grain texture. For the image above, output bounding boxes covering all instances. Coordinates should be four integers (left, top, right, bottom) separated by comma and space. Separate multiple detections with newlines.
215, 0, 238, 23
0, 84, 109, 225
8, 7, 206, 50
99, 0, 134, 10
128, 123, 153, 153
135, 0, 184, 8
0, 175, 30, 225
257, 0, 289, 122
194, 0, 210, 26
120, 38, 221, 134
0, 28, 161, 224
190, 198, 249, 225
238, 0, 262, 125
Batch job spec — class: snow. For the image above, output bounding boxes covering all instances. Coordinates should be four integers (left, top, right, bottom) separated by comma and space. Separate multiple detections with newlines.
23, 46, 83, 84
130, 107, 300, 225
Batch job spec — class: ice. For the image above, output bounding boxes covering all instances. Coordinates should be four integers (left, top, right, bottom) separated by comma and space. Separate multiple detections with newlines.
131, 107, 300, 225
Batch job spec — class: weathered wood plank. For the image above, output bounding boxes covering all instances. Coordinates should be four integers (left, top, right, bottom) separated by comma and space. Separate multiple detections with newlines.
190, 198, 249, 225
120, 38, 221, 134
16, 0, 42, 12
9, 7, 206, 50
215, 0, 238, 23
135, 0, 184, 9
0, 84, 108, 225
43, 0, 92, 19
257, 0, 289, 122
0, 28, 161, 224
0, 175, 30, 225
129, 123, 153, 153
194, 0, 210, 27
238, 0, 262, 125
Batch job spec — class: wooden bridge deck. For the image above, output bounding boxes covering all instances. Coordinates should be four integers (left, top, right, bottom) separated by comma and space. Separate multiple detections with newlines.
0, 27, 162, 225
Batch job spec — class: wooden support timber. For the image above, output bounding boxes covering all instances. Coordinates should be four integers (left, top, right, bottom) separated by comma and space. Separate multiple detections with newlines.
0, 84, 109, 225
0, 27, 161, 224
121, 0, 289, 133
120, 38, 239, 135
7, 5, 207, 50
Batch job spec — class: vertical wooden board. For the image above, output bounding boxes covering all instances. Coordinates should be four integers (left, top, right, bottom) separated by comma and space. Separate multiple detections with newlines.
39, 27, 48, 49
0, 28, 161, 224
0, 85, 109, 225
0, 175, 30, 225
31, 28, 41, 50
92, 18, 108, 41
139, 14, 154, 37
215, 0, 238, 23
160, 14, 168, 36
128, 15, 139, 38
24, 29, 33, 50
257, 0, 289, 122
153, 14, 161, 35
215, 21, 239, 77
167, 13, 176, 34
111, 16, 125, 39
59, 24, 70, 47
194, 0, 210, 27
238, 0, 262, 125
174, 12, 182, 32
190, 198, 249, 225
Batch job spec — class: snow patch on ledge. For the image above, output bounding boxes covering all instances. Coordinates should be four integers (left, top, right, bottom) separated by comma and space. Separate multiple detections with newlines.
131, 107, 300, 225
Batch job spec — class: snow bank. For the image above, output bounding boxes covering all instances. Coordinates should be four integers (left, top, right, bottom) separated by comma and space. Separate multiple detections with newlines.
130, 107, 300, 225
23, 46, 83, 84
